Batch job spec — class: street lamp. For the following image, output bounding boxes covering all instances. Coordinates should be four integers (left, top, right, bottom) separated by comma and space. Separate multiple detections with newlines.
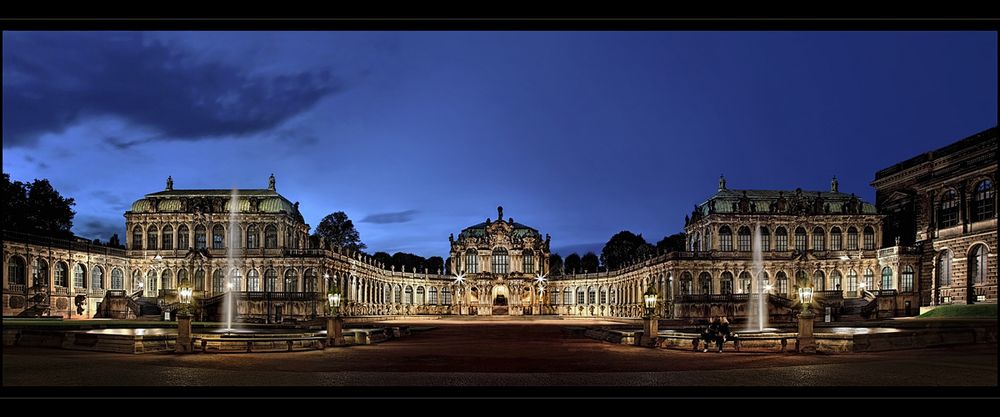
641, 284, 659, 347
797, 286, 817, 353
175, 282, 194, 353
326, 285, 345, 347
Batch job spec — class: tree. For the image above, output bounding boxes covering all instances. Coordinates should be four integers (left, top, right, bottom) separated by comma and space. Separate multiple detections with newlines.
426, 256, 444, 274
581, 252, 600, 273
372, 252, 393, 269
312, 211, 366, 252
564, 253, 581, 274
548, 253, 564, 276
108, 233, 123, 249
600, 230, 655, 271
2, 173, 75, 239
656, 233, 686, 253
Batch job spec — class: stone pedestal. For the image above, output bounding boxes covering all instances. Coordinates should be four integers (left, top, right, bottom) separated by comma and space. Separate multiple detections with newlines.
797, 309, 816, 353
175, 313, 193, 353
641, 316, 659, 347
326, 315, 346, 347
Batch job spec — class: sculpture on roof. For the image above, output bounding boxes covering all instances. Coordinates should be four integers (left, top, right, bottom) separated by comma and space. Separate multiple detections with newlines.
268, 173, 276, 191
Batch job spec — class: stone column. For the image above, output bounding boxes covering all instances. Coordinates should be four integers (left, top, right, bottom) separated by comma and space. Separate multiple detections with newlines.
175, 311, 193, 353
326, 315, 346, 346
797, 308, 816, 353
641, 315, 659, 347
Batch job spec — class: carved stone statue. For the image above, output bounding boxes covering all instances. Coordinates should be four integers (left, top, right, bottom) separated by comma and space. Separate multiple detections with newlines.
449, 233, 454, 244
719, 174, 727, 191
497, 206, 503, 221
268, 173, 276, 191
831, 176, 839, 193
166, 176, 173, 191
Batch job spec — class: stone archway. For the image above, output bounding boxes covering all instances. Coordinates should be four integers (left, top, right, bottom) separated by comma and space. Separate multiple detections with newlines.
492, 284, 510, 315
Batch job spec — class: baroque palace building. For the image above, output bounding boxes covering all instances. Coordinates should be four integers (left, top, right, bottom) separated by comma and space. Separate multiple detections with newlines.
2, 128, 996, 322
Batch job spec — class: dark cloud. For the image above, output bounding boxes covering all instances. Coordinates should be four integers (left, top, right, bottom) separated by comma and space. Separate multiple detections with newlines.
89, 190, 127, 209
24, 155, 48, 170
74, 217, 124, 241
361, 210, 419, 224
3, 32, 340, 148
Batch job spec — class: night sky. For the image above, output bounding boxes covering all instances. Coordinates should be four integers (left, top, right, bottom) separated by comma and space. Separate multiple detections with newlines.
3, 31, 996, 258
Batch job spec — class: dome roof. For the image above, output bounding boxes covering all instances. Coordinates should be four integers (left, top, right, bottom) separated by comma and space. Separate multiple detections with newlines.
129, 189, 302, 220
693, 188, 877, 216
459, 220, 540, 239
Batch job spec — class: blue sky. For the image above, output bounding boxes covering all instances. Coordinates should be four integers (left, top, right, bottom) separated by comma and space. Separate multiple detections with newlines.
3, 31, 996, 258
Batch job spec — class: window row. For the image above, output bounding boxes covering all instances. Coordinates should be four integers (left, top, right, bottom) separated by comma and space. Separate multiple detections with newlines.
130, 224, 303, 250
5, 258, 125, 291
937, 180, 995, 228
694, 225, 877, 252
676, 266, 916, 295
457, 248, 539, 274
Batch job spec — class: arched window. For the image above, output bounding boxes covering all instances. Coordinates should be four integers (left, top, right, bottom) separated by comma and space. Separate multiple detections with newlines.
522, 250, 534, 274
864, 268, 875, 291
73, 264, 86, 289
576, 287, 585, 304
132, 226, 143, 250
698, 272, 712, 294
429, 287, 438, 304
691, 232, 701, 252
737, 226, 751, 252
757, 271, 769, 293
31, 258, 48, 287
7, 256, 26, 286
147, 225, 158, 250
492, 247, 509, 274
901, 266, 914, 292
776, 271, 788, 295
760, 227, 771, 252
90, 266, 104, 291
304, 268, 317, 293
847, 227, 859, 250
405, 286, 414, 304
738, 271, 751, 294
231, 226, 241, 249
54, 262, 68, 288
161, 269, 173, 290
937, 250, 952, 286
719, 226, 733, 251
195, 225, 207, 249
973, 180, 995, 222
264, 269, 277, 292
794, 227, 807, 251
775, 227, 788, 251
264, 225, 278, 249
881, 267, 893, 290
863, 226, 875, 250
680, 272, 693, 296
600, 287, 608, 304
162, 225, 173, 250
831, 270, 843, 292
549, 288, 559, 305
938, 189, 960, 228
587, 286, 596, 304
969, 244, 988, 285
194, 268, 206, 291
812, 227, 825, 251
284, 269, 298, 292
177, 269, 188, 288
246, 225, 259, 249
146, 269, 157, 296
795, 270, 808, 289
441, 287, 452, 304
813, 270, 825, 291
848, 269, 858, 292
212, 269, 225, 294
230, 268, 242, 292
563, 288, 573, 304
394, 285, 402, 304
177, 225, 189, 250
720, 271, 734, 294
830, 227, 842, 251
247, 269, 261, 292
212, 225, 225, 249
465, 249, 478, 274
111, 268, 124, 290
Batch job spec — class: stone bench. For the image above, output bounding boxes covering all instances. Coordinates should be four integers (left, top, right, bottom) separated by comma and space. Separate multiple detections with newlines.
656, 333, 792, 353
199, 336, 327, 353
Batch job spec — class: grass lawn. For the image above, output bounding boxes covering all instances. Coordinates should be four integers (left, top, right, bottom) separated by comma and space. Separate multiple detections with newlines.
917, 303, 997, 318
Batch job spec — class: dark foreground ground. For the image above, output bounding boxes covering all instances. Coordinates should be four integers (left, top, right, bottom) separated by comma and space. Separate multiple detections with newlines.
3, 319, 996, 390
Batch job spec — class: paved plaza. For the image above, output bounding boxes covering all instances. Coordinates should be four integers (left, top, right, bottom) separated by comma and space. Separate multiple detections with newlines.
3, 319, 996, 389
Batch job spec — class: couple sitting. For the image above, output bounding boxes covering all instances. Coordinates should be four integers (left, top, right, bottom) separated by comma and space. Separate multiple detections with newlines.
701, 316, 737, 352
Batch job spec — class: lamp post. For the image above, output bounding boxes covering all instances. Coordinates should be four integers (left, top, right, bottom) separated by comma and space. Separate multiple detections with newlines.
534, 273, 546, 315
175, 283, 194, 353
641, 284, 659, 347
454, 271, 466, 315
797, 286, 816, 353
326, 285, 345, 347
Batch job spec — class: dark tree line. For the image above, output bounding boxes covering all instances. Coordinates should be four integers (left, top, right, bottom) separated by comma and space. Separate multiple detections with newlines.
551, 230, 687, 275
3, 173, 76, 239
373, 251, 444, 274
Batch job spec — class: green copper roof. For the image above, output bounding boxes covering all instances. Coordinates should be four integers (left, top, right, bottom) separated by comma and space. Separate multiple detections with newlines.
129, 189, 302, 220
694, 188, 877, 216
459, 221, 540, 239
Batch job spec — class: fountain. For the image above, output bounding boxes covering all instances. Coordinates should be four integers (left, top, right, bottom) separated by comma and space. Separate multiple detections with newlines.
746, 222, 769, 332
224, 188, 239, 332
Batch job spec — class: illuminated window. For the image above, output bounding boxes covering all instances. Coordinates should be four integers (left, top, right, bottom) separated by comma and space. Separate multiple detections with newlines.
831, 270, 842, 291
813, 270, 825, 291
830, 227, 842, 251
161, 269, 172, 290
492, 247, 509, 274
847, 227, 859, 250
31, 258, 48, 287
937, 250, 952, 286
212, 269, 225, 294
465, 249, 478, 274
720, 271, 733, 294
864, 268, 875, 290
812, 227, 825, 251
195, 269, 205, 291
901, 266, 914, 292
863, 226, 875, 250
265, 225, 277, 248
7, 256, 25, 286
146, 270, 157, 297
794, 227, 807, 251
848, 269, 858, 292
111, 268, 124, 290
738, 271, 751, 293
147, 225, 158, 250
161, 225, 173, 250
73, 264, 86, 289
195, 225, 207, 249
775, 227, 788, 251
973, 180, 995, 221
212, 225, 225, 249
54, 262, 68, 288
132, 226, 143, 250
760, 227, 771, 252
776, 271, 788, 295
719, 226, 733, 251
177, 226, 189, 250
523, 251, 534, 274
247, 269, 261, 292
284, 269, 297, 292
737, 226, 751, 252
246, 225, 259, 249
938, 189, 960, 228
881, 267, 893, 290
969, 245, 988, 285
